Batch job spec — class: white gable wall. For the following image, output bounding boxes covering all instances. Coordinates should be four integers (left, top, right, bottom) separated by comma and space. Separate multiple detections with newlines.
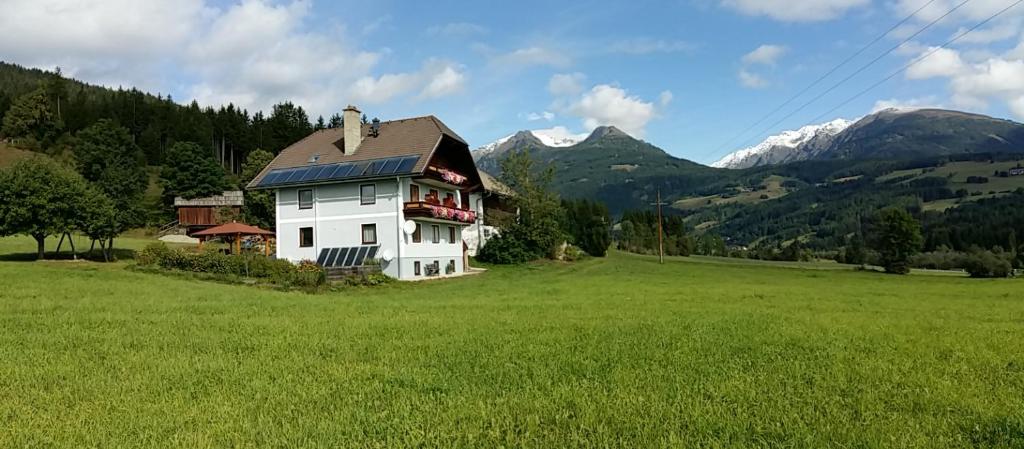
275, 177, 471, 280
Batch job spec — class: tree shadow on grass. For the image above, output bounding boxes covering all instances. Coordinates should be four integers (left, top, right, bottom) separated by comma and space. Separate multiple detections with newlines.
0, 248, 136, 262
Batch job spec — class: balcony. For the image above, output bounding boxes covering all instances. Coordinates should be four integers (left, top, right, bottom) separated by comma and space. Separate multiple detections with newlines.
404, 201, 477, 224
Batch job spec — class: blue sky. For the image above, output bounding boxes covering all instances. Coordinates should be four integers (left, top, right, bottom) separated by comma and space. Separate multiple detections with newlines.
2, 0, 1023, 164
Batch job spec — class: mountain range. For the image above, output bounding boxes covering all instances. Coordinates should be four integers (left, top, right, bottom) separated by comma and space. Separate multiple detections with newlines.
713, 108, 1024, 169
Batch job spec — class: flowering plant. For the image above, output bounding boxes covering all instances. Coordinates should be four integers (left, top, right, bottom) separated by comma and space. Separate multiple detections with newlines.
438, 168, 467, 185
429, 205, 477, 223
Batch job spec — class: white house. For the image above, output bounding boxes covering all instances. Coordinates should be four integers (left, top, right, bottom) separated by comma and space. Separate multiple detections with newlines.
246, 106, 485, 280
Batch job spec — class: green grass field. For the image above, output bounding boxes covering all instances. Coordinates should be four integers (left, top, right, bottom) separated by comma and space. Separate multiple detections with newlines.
1, 235, 1022, 448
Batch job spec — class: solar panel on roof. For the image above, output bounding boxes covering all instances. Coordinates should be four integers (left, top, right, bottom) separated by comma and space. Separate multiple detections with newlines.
259, 171, 283, 187
368, 160, 387, 176
322, 163, 351, 180
379, 158, 399, 175
281, 168, 307, 183
299, 166, 325, 182
396, 156, 418, 173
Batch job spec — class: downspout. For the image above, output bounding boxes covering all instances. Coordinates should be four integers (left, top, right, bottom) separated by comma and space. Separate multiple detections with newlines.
395, 176, 403, 279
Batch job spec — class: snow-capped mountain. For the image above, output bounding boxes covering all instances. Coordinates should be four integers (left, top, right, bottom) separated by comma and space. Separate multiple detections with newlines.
712, 118, 855, 169
473, 126, 588, 158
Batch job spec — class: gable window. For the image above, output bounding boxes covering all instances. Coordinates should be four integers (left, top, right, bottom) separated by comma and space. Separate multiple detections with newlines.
449, 226, 457, 244
414, 261, 421, 276
409, 184, 420, 202
360, 184, 376, 205
361, 224, 377, 244
298, 189, 313, 209
431, 225, 440, 244
412, 223, 422, 243
299, 227, 313, 247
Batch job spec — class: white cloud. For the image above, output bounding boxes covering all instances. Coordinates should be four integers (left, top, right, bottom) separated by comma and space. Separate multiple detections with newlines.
608, 38, 698, 55
567, 84, 662, 138
490, 46, 571, 69
721, 0, 869, 22
526, 111, 556, 121
742, 44, 788, 66
905, 47, 966, 79
0, 0, 467, 118
426, 22, 487, 37
1011, 96, 1024, 118
348, 59, 467, 105
659, 91, 674, 107
738, 69, 770, 88
548, 73, 586, 97
0, 0, 209, 91
901, 44, 1024, 120
871, 96, 944, 113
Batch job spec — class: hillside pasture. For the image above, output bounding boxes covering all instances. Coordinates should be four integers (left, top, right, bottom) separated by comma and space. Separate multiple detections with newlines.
672, 175, 794, 211
1, 236, 1022, 448
878, 160, 1024, 202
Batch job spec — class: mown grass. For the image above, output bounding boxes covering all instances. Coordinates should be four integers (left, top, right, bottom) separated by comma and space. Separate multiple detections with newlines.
1, 236, 1022, 448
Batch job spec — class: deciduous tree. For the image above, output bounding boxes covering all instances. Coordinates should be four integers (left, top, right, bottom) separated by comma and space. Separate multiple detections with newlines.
0, 158, 89, 259
160, 141, 228, 205
867, 207, 923, 274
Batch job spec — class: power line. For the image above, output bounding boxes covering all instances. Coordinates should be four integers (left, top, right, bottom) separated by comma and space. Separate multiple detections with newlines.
706, 0, 940, 161
716, 0, 974, 161
803, 0, 1024, 125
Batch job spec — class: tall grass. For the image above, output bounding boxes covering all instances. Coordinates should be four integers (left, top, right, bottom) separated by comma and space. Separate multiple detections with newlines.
0, 239, 1022, 448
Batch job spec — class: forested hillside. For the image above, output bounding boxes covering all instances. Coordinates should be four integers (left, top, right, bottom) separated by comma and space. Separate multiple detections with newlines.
0, 62, 327, 172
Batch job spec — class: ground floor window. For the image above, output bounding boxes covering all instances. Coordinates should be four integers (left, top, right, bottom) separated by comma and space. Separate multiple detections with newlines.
299, 227, 313, 247
362, 224, 377, 244
447, 259, 456, 274
414, 261, 421, 276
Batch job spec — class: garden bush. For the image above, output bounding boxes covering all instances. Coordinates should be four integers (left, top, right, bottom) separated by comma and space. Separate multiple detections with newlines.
963, 250, 1013, 278
136, 242, 326, 288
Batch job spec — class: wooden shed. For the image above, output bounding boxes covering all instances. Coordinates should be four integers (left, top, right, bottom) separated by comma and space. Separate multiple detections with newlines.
173, 191, 244, 234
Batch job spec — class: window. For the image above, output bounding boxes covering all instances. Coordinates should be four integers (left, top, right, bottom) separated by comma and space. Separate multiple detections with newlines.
414, 261, 421, 276
412, 223, 422, 243
299, 227, 313, 247
409, 184, 420, 202
361, 224, 377, 244
431, 225, 440, 244
449, 226, 457, 244
298, 189, 313, 209
360, 184, 376, 205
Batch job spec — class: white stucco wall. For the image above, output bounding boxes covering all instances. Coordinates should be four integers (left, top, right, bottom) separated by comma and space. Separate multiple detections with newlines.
274, 177, 471, 280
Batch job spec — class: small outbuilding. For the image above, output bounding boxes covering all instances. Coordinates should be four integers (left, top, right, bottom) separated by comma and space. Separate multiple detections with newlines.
173, 191, 244, 234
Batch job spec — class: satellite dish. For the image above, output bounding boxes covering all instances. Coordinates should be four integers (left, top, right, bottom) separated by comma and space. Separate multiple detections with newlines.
380, 249, 394, 262
402, 220, 417, 235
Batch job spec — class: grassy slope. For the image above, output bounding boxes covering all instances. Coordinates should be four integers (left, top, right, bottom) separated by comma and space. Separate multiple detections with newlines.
0, 142, 39, 167
1, 237, 1022, 448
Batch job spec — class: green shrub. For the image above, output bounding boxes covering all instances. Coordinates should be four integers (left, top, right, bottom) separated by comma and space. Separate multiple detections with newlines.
562, 244, 587, 262
477, 231, 538, 264
963, 251, 1013, 278
135, 245, 326, 288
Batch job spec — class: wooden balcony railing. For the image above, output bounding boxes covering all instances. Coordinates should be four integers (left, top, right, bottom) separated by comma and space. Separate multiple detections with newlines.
404, 201, 477, 224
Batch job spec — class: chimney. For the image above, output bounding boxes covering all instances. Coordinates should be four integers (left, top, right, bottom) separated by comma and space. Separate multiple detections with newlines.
343, 105, 362, 154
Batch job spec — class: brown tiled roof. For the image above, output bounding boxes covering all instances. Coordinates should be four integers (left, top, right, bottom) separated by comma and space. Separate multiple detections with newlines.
247, 115, 467, 188
479, 171, 514, 196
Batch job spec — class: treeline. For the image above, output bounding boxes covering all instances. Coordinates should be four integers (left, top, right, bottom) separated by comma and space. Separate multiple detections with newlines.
0, 62, 342, 171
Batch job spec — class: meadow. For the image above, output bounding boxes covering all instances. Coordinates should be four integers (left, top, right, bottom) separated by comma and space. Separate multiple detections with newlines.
1, 236, 1022, 448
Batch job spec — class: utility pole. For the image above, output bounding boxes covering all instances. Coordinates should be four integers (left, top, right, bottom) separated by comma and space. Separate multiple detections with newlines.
650, 189, 668, 264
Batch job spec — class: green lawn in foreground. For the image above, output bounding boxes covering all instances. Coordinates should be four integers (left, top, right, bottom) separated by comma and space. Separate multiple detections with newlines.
1, 237, 1022, 448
